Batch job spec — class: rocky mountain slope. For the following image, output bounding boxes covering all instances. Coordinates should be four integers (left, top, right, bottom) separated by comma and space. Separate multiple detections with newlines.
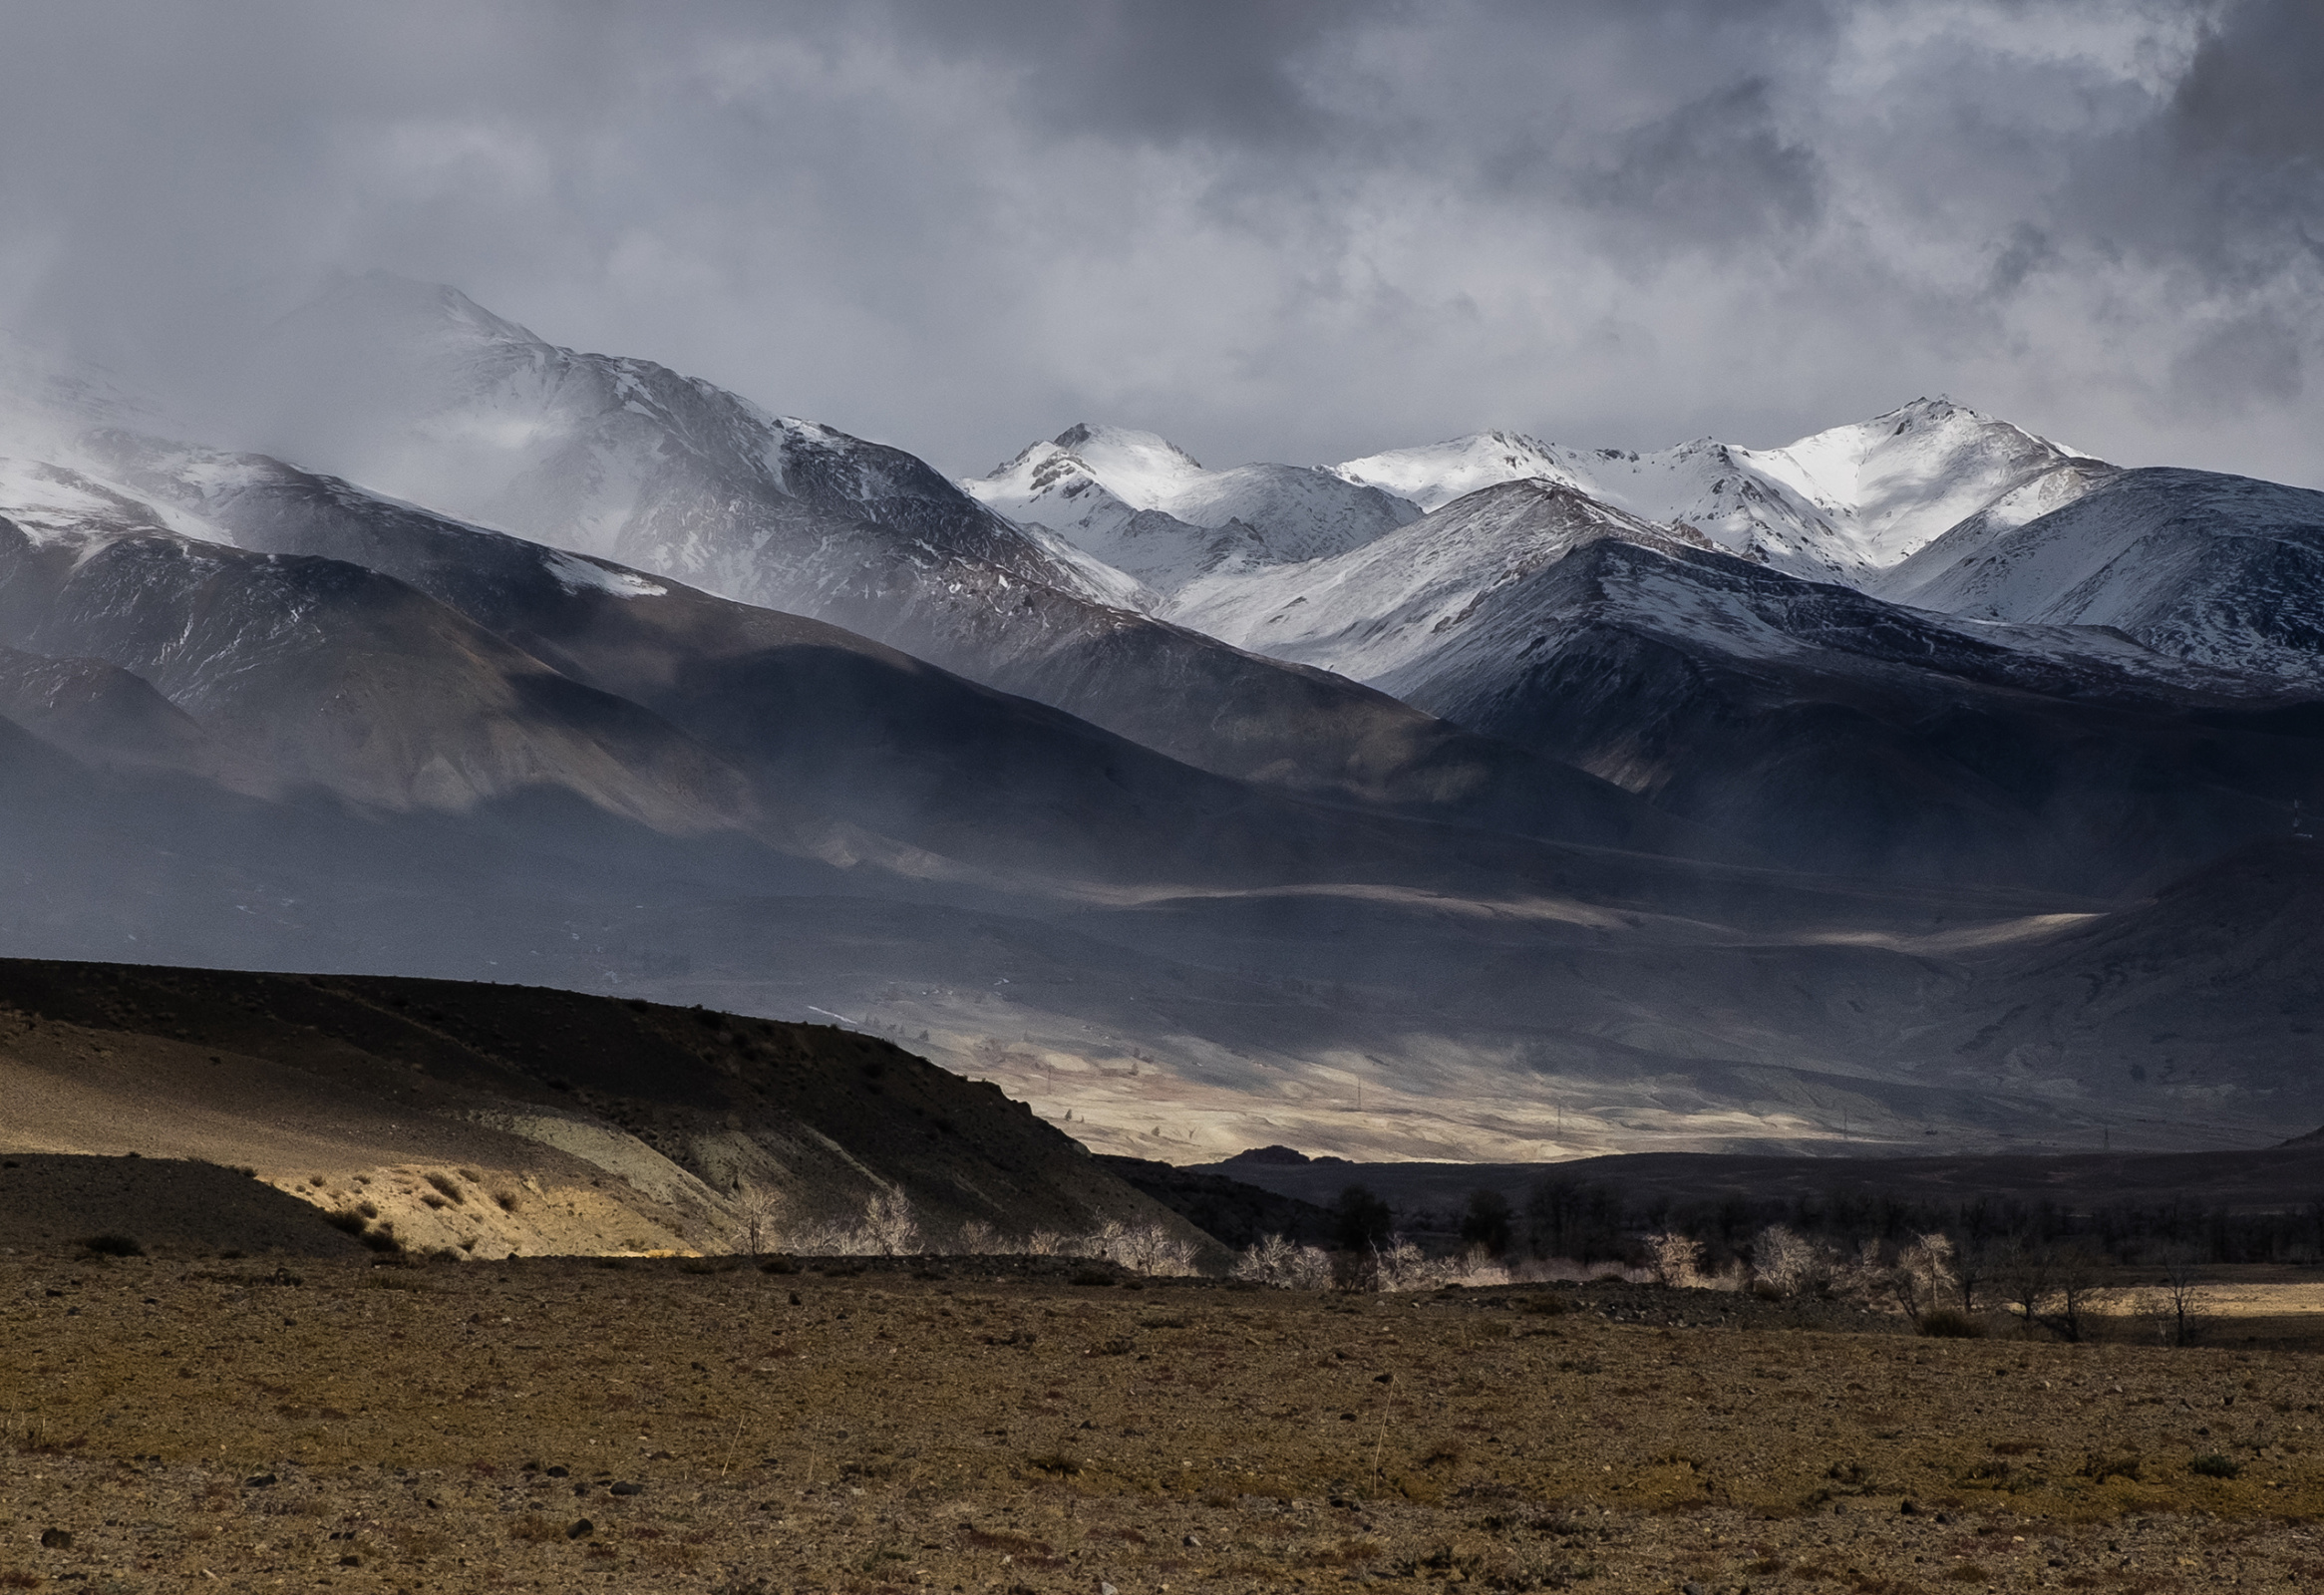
231, 276, 1648, 846
1876, 467, 2324, 685
1166, 478, 2315, 890
202, 433, 1733, 864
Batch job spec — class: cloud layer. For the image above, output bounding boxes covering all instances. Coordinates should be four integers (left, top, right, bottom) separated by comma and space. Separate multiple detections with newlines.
1, 0, 2316, 482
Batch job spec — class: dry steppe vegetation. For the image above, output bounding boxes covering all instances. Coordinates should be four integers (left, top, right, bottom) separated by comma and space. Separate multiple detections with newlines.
4, 1253, 2322, 1592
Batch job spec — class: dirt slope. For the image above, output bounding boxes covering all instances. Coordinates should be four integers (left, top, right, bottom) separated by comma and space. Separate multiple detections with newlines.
0, 1154, 369, 1256
0, 958, 1199, 1260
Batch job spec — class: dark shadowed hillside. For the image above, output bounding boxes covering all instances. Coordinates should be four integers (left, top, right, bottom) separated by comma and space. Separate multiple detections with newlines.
0, 957, 1207, 1261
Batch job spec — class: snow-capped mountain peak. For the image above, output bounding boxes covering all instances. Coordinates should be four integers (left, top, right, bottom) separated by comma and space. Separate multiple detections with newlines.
1044, 423, 1206, 506
1328, 430, 1586, 511
1734, 397, 2104, 569
975, 424, 1210, 523
1320, 399, 2112, 587
963, 422, 1422, 592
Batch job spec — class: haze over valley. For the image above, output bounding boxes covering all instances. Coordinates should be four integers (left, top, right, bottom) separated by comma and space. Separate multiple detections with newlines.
0, 273, 2317, 1175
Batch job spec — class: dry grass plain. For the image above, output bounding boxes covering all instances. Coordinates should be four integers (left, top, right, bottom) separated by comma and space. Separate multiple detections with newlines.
5, 1257, 2324, 1593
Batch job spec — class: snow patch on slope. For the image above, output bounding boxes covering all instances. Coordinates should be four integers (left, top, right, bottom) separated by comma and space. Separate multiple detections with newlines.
1877, 468, 2324, 684
0, 457, 234, 549
543, 550, 668, 599
1165, 480, 1696, 683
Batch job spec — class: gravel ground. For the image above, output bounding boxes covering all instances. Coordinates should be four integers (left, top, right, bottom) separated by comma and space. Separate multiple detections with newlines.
3, 1253, 2321, 1592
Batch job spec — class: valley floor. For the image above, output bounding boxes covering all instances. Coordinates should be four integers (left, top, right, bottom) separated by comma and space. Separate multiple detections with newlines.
2, 1257, 2322, 1591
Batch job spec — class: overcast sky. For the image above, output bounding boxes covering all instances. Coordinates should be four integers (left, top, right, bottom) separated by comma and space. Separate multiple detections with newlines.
2, 0, 2318, 483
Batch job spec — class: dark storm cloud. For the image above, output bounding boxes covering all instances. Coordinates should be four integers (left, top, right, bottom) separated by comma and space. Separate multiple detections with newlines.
2156, 0, 2324, 285
879, 0, 1386, 148
1523, 76, 1826, 256
2041, 0, 2324, 289
0, 0, 2316, 487
2170, 0, 2324, 166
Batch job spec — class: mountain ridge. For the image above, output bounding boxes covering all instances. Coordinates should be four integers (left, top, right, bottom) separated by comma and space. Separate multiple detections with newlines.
224, 275, 1701, 853
1324, 398, 2113, 585
965, 421, 1423, 589
0, 277, 2318, 1167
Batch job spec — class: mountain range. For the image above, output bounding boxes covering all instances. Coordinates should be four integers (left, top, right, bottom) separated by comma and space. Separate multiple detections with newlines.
1, 271, 2319, 1170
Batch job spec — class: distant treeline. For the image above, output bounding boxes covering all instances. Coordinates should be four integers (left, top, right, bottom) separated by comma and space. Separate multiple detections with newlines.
1409, 1176, 2324, 1269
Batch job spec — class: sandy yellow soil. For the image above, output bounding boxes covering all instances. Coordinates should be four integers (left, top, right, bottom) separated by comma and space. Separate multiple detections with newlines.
3, 1256, 2323, 1591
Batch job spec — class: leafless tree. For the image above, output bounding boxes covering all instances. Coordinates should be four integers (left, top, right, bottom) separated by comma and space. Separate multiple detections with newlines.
1952, 1235, 1992, 1316
1994, 1235, 2051, 1334
2036, 1244, 2105, 1343
1886, 1233, 1958, 1325
733, 1186, 782, 1256
2157, 1250, 2211, 1347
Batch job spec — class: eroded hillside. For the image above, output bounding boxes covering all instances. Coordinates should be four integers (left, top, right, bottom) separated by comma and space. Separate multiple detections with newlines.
0, 958, 1202, 1262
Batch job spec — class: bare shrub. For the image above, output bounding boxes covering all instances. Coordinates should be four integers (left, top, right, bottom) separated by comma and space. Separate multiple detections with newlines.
1919, 1308, 1987, 1339
956, 1218, 1000, 1254
1233, 1233, 1334, 1290
1096, 1220, 1199, 1277
780, 1187, 920, 1256
1373, 1236, 1448, 1293
1751, 1224, 1826, 1297
1645, 1231, 1705, 1288
859, 1189, 920, 1255
423, 1172, 465, 1205
1446, 1245, 1513, 1289
1826, 1238, 1897, 1311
